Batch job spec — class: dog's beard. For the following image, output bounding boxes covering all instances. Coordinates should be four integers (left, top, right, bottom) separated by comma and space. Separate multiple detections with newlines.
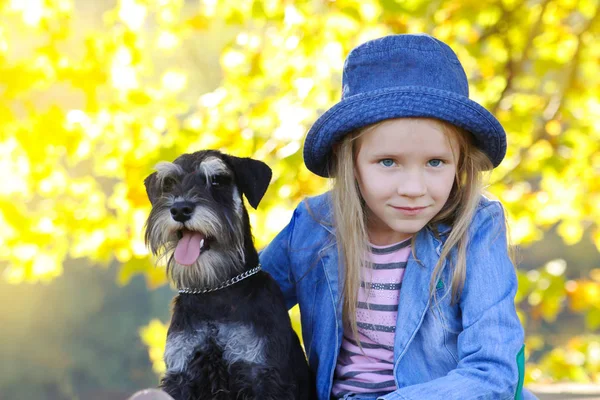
145, 203, 246, 289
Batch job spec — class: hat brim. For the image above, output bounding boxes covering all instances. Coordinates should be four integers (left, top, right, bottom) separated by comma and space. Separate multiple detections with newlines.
304, 86, 506, 177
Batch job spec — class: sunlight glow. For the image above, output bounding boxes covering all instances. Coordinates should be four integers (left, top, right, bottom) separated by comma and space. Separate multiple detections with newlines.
323, 41, 343, 67
0, 139, 30, 196
161, 70, 187, 93
546, 259, 567, 277
32, 253, 60, 279
157, 31, 180, 50
278, 185, 292, 198
39, 171, 68, 195
236, 33, 249, 46
132, 239, 149, 256
10, 0, 44, 26
153, 116, 167, 131
200, 88, 227, 108
284, 5, 304, 26
360, 2, 380, 22
13, 244, 38, 261
111, 64, 139, 91
118, 0, 147, 31
285, 35, 300, 50
276, 141, 300, 159
265, 206, 293, 235
588, 343, 600, 364
221, 50, 246, 70
273, 101, 310, 141
294, 78, 314, 99
565, 350, 586, 366
201, 0, 217, 17
0, 28, 8, 54
0, 214, 15, 246
37, 218, 55, 234
185, 116, 202, 131
66, 109, 89, 127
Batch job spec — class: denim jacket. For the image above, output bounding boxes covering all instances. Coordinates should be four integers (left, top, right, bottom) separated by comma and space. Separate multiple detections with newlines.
259, 192, 537, 400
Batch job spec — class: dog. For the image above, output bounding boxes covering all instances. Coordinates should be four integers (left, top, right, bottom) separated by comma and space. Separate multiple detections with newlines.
144, 150, 314, 400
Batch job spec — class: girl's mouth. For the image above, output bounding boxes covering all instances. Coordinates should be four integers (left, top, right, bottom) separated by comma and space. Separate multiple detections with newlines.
392, 206, 428, 216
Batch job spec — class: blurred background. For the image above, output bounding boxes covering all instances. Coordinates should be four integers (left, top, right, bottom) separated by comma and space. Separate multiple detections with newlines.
0, 0, 599, 399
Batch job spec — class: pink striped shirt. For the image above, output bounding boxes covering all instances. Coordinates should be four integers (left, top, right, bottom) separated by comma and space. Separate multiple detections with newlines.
332, 238, 411, 397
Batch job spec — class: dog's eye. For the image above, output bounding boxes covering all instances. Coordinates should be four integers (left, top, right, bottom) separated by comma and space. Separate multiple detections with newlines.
211, 175, 230, 187
162, 177, 177, 192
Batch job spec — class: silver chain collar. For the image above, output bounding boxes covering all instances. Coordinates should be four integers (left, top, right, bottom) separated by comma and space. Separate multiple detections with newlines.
178, 265, 262, 295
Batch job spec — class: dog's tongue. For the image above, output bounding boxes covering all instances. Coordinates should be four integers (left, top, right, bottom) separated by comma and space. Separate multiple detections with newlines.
174, 231, 205, 266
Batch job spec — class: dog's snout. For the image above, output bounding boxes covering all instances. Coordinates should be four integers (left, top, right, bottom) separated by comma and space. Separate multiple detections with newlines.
170, 201, 195, 222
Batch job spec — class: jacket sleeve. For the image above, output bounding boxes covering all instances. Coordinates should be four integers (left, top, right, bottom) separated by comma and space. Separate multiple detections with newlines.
380, 201, 528, 400
258, 203, 300, 310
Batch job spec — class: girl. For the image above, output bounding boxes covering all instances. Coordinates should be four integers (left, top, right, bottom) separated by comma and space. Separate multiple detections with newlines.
260, 34, 537, 400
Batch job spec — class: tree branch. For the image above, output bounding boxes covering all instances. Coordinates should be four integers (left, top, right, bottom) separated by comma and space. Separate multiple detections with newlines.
491, 0, 552, 114
497, 5, 600, 182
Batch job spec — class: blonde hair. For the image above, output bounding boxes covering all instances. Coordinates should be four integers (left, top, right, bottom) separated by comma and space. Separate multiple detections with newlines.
329, 118, 493, 342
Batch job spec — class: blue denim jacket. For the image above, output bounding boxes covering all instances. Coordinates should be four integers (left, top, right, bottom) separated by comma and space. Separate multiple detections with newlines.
259, 193, 538, 400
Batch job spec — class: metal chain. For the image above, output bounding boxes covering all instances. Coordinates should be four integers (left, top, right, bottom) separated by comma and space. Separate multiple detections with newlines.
178, 265, 262, 294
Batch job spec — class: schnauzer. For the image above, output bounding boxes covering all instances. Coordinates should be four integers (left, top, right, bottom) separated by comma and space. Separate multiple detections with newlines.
144, 150, 314, 400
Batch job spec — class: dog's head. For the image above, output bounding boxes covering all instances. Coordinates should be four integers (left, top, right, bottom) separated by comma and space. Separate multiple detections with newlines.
143, 150, 272, 289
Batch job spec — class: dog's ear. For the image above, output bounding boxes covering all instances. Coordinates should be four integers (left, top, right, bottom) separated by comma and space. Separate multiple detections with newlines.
144, 172, 160, 205
228, 156, 272, 209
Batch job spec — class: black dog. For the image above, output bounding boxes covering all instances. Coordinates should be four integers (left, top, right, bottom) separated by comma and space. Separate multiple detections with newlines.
144, 150, 313, 400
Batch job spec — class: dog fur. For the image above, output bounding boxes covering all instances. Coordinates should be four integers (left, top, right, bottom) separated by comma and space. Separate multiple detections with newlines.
144, 150, 314, 400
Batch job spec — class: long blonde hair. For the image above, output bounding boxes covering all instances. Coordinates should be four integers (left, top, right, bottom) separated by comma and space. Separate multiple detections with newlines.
329, 117, 493, 342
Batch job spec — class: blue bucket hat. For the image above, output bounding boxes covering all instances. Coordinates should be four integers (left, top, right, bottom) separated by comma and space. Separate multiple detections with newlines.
303, 34, 507, 177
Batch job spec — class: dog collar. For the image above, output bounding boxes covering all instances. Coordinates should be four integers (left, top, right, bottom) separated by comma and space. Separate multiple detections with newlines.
177, 265, 262, 294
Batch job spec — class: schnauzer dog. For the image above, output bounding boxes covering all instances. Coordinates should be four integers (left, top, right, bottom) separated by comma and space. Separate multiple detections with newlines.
144, 150, 313, 400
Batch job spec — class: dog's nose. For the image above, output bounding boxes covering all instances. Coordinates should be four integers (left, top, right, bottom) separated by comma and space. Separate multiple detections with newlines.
170, 201, 195, 222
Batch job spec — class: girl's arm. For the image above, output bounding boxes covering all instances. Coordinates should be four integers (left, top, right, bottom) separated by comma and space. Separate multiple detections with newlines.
258, 205, 300, 310
380, 201, 532, 400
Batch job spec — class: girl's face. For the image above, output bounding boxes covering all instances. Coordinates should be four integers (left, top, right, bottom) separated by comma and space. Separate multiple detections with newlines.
354, 118, 459, 246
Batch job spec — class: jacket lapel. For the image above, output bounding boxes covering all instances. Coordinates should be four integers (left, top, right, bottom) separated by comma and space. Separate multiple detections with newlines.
318, 239, 344, 399
393, 228, 441, 362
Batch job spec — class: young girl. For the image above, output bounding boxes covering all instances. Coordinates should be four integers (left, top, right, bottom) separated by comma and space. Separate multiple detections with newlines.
260, 34, 537, 400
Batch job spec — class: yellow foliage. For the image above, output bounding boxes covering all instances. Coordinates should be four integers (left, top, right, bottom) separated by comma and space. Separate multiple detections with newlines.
289, 304, 304, 346
594, 229, 600, 253
527, 336, 600, 383
1, 0, 599, 385
139, 319, 169, 375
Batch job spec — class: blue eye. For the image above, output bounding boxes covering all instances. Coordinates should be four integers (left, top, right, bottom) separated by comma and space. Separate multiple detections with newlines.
428, 159, 444, 167
379, 159, 395, 167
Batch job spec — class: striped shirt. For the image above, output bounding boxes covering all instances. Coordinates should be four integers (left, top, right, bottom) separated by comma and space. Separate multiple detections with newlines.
331, 238, 411, 397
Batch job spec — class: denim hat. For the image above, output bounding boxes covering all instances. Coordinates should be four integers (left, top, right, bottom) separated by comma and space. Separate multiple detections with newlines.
303, 34, 507, 177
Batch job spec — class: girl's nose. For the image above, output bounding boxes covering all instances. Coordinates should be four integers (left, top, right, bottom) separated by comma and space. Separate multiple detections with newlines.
397, 169, 427, 197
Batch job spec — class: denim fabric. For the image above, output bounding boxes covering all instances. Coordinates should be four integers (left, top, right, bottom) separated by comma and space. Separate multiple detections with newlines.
303, 34, 506, 177
259, 192, 538, 400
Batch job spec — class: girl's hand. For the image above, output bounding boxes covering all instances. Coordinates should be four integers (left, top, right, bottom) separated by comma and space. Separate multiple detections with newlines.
128, 389, 175, 400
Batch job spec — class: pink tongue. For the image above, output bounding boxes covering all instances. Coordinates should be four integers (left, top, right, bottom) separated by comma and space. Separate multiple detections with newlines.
174, 231, 205, 266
